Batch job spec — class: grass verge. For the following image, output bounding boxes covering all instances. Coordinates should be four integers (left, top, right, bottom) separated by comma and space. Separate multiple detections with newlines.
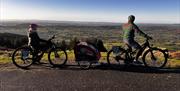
0, 50, 179, 68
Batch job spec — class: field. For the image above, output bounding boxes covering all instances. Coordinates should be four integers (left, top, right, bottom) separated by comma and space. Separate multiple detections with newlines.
0, 20, 180, 68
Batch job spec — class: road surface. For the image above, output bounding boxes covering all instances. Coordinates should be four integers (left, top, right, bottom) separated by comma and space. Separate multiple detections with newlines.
0, 63, 180, 91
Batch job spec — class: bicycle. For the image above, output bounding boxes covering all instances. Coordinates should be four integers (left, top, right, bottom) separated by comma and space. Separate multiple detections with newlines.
12, 35, 67, 69
107, 38, 169, 69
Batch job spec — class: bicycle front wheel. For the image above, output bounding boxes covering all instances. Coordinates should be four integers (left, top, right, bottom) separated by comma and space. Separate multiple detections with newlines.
12, 46, 33, 69
143, 48, 168, 69
48, 47, 67, 67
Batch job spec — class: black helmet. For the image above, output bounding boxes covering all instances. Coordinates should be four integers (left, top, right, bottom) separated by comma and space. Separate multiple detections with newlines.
128, 15, 135, 22
29, 24, 38, 28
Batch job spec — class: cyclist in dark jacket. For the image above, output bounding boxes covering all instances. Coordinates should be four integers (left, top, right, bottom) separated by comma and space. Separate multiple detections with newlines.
122, 15, 152, 64
28, 24, 48, 63
28, 24, 47, 49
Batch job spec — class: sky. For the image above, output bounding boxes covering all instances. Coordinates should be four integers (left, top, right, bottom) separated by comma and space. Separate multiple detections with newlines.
0, 0, 180, 23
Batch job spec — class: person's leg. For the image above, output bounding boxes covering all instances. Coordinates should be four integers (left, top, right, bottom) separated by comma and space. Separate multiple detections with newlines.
123, 39, 133, 63
135, 48, 142, 61
31, 45, 41, 64
130, 40, 143, 64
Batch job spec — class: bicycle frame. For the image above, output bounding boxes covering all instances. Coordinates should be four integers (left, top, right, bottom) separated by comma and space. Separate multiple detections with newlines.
134, 39, 152, 60
30, 36, 57, 60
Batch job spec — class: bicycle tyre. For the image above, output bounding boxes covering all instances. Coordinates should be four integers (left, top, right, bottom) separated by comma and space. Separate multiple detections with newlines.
107, 48, 126, 67
143, 48, 168, 69
77, 61, 92, 70
48, 47, 67, 67
76, 45, 96, 70
12, 46, 33, 69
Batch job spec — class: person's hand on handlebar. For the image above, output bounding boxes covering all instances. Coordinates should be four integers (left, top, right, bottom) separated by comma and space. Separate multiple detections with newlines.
48, 35, 56, 41
51, 35, 55, 39
146, 35, 152, 40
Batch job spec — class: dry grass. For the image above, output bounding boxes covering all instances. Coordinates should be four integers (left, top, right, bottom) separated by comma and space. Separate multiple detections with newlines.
0, 49, 179, 68
169, 51, 180, 59
0, 51, 12, 63
167, 51, 180, 68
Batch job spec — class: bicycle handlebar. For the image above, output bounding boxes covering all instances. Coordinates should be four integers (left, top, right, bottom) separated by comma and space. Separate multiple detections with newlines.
48, 35, 56, 41
146, 36, 153, 41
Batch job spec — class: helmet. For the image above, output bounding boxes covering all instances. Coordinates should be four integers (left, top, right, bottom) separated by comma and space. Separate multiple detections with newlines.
29, 24, 38, 28
128, 15, 135, 22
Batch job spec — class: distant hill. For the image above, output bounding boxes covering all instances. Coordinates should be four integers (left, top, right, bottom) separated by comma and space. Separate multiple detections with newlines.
0, 20, 120, 27
0, 33, 28, 49
0, 20, 179, 50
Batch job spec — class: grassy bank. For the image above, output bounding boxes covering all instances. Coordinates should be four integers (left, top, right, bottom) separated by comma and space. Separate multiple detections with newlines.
0, 49, 179, 68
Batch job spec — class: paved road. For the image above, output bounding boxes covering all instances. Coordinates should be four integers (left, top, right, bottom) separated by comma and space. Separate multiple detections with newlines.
0, 63, 180, 91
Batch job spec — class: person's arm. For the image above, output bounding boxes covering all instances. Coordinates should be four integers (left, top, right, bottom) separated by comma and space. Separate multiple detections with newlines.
133, 24, 148, 38
39, 38, 48, 42
27, 32, 31, 46
32, 32, 47, 42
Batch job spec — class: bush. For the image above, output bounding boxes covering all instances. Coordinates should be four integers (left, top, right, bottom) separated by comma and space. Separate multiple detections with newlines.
0, 33, 28, 49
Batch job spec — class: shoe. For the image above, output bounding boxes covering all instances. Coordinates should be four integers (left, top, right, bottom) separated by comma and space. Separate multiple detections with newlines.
133, 60, 143, 65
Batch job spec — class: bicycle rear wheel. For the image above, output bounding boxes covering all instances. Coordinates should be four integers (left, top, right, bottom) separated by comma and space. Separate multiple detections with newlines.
143, 48, 168, 69
48, 47, 67, 67
12, 46, 33, 69
107, 48, 125, 68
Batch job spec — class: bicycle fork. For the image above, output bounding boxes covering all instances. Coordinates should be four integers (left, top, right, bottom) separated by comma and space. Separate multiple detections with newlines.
149, 50, 157, 66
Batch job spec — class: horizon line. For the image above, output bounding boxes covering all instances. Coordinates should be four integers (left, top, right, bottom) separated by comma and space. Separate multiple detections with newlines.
0, 19, 180, 24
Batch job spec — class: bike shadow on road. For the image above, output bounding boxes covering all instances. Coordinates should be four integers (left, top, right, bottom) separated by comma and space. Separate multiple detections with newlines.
47, 63, 180, 74
91, 63, 180, 74
25, 62, 180, 74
